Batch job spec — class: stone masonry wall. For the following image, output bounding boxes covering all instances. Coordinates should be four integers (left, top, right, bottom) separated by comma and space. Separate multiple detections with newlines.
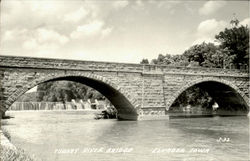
163, 74, 249, 111
0, 55, 249, 119
0, 68, 143, 113
0, 55, 248, 77
140, 74, 165, 115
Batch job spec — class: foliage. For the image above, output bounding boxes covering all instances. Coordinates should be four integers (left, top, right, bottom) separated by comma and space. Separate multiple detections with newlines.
1, 145, 38, 161
145, 18, 249, 70
16, 92, 38, 102
215, 25, 249, 68
171, 86, 214, 110
140, 58, 149, 64
150, 54, 189, 66
2, 127, 11, 141
36, 81, 104, 102
182, 24, 249, 69
1, 129, 41, 161
183, 42, 230, 68
139, 17, 249, 110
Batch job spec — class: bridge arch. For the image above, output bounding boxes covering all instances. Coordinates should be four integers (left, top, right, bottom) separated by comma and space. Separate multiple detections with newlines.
167, 77, 249, 113
5, 73, 138, 120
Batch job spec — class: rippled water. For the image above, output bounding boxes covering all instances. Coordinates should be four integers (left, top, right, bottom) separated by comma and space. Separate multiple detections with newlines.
1, 111, 249, 161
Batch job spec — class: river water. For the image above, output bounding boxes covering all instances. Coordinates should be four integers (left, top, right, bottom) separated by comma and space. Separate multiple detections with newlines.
1, 111, 249, 161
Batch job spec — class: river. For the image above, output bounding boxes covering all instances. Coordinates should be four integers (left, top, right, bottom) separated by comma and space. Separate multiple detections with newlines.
1, 111, 249, 161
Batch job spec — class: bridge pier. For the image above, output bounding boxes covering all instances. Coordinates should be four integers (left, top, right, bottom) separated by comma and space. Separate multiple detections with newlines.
137, 107, 170, 120
138, 114, 169, 120
0, 110, 5, 119
117, 113, 138, 121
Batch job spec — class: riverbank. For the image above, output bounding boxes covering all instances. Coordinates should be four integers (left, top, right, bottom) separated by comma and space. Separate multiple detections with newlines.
0, 128, 40, 161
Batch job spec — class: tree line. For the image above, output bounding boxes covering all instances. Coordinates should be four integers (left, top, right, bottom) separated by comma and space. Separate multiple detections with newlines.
36, 81, 104, 102
18, 81, 104, 103
141, 19, 249, 70
140, 18, 249, 111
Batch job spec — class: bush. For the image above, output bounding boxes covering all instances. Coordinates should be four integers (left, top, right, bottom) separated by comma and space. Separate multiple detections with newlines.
2, 128, 11, 141
1, 128, 41, 161
0, 146, 36, 161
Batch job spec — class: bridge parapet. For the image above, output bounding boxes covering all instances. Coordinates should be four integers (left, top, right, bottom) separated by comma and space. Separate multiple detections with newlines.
143, 64, 249, 77
0, 55, 248, 77
0, 55, 143, 73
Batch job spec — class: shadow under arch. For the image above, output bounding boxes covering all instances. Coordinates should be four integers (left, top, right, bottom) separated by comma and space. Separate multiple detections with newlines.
6, 73, 138, 120
167, 78, 249, 115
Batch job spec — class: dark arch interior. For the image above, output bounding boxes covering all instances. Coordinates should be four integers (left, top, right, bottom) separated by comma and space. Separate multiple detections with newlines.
198, 81, 248, 111
40, 76, 138, 120
170, 81, 249, 115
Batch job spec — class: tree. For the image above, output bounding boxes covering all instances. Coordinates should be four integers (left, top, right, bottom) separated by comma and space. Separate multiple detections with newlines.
183, 43, 206, 66
183, 42, 228, 68
150, 58, 158, 65
16, 92, 38, 102
215, 24, 249, 69
147, 53, 188, 66
139, 16, 249, 111
170, 54, 189, 66
171, 86, 214, 111
150, 54, 168, 65
140, 59, 149, 64
36, 81, 104, 102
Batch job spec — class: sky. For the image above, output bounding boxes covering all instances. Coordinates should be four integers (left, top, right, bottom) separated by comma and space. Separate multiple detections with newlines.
0, 0, 249, 63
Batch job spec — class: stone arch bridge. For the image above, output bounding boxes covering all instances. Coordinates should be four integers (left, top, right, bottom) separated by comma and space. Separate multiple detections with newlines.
0, 55, 249, 120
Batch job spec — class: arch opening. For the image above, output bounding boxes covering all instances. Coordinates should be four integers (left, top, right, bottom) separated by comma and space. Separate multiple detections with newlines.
169, 81, 249, 116
6, 76, 138, 120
